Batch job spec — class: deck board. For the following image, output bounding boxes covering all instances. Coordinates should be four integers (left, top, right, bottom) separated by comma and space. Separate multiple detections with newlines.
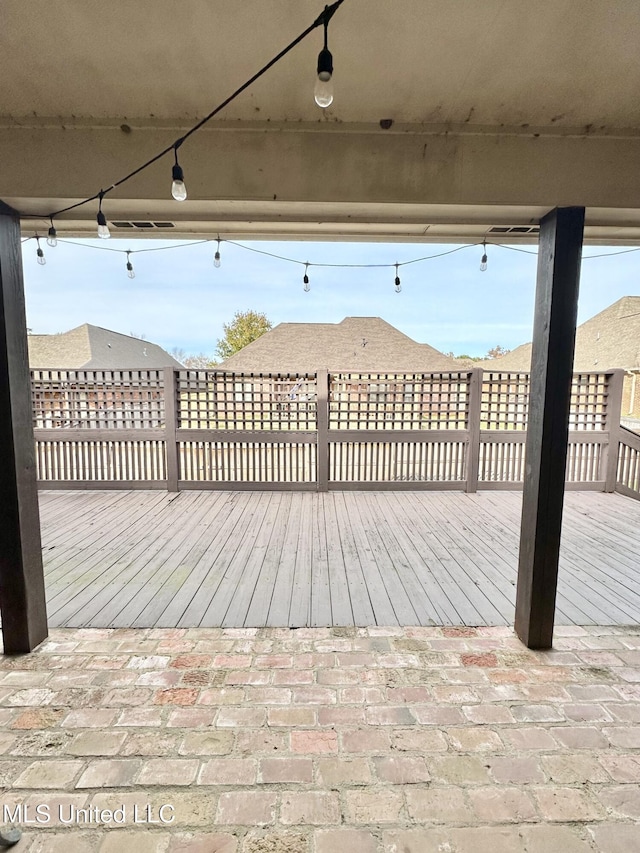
38, 489, 640, 628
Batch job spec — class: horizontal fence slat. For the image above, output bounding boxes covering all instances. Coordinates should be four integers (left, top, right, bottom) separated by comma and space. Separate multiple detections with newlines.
177, 429, 317, 444
328, 429, 468, 443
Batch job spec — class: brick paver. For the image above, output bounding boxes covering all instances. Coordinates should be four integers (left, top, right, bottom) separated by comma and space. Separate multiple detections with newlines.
0, 624, 639, 848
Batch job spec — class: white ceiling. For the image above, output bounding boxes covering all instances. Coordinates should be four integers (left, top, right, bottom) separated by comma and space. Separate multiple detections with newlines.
3, 0, 640, 128
2, 0, 640, 241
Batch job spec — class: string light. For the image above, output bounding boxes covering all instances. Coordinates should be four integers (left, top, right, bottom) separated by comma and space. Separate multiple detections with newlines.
96, 193, 110, 239
126, 251, 135, 279
480, 240, 488, 272
171, 146, 188, 201
314, 6, 335, 107
214, 238, 222, 268
23, 0, 347, 230
47, 219, 57, 248
22, 236, 636, 289
36, 237, 46, 266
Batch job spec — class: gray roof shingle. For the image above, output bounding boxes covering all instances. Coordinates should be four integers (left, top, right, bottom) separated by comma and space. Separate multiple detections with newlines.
28, 324, 183, 369
220, 317, 460, 373
478, 296, 640, 372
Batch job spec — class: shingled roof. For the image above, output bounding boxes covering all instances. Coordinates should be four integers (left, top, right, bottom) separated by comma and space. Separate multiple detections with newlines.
28, 324, 183, 369
219, 317, 459, 373
478, 296, 640, 372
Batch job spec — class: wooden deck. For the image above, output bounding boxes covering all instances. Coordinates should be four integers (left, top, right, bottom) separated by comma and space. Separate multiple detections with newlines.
38, 490, 640, 629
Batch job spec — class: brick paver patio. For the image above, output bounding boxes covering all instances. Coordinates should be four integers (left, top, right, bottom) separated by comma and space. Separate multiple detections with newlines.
0, 625, 638, 851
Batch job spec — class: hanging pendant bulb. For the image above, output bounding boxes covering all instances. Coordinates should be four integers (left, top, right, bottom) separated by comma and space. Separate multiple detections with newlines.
126, 251, 135, 279
36, 237, 46, 266
96, 193, 110, 238
171, 146, 187, 201
303, 263, 310, 292
394, 263, 401, 293
314, 63, 334, 108
480, 241, 488, 272
314, 12, 334, 107
47, 221, 58, 248
97, 210, 110, 239
214, 238, 221, 268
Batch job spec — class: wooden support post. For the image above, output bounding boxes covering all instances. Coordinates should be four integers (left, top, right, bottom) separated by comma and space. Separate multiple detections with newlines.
164, 367, 179, 492
515, 207, 585, 650
466, 368, 482, 493
317, 369, 329, 492
0, 201, 48, 653
603, 369, 624, 493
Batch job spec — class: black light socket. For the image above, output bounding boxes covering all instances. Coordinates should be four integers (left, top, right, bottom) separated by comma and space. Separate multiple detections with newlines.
317, 47, 333, 80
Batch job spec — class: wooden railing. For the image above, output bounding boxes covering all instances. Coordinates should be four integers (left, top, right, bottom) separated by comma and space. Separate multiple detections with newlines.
30, 367, 631, 495
617, 426, 640, 500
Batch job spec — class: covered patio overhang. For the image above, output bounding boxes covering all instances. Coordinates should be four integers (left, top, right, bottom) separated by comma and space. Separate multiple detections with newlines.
2, 0, 640, 652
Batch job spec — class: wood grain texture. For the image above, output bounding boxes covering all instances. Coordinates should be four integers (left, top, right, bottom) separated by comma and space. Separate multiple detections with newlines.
38, 489, 640, 629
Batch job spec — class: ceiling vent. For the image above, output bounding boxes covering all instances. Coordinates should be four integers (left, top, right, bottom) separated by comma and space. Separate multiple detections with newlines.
111, 221, 176, 229
488, 226, 540, 234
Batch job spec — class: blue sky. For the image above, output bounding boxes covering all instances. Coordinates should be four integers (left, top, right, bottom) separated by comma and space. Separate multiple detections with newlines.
21, 237, 640, 359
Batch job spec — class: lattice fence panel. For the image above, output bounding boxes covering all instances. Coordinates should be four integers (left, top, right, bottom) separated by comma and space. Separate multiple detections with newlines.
31, 370, 165, 429
179, 442, 316, 482
569, 373, 608, 430
35, 440, 166, 481
329, 373, 470, 430
330, 441, 467, 482
481, 372, 610, 431
177, 372, 317, 430
481, 373, 530, 431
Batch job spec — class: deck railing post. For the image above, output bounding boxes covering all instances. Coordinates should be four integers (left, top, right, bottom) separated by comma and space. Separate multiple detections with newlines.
317, 369, 329, 491
466, 369, 482, 492
164, 367, 179, 492
603, 369, 624, 493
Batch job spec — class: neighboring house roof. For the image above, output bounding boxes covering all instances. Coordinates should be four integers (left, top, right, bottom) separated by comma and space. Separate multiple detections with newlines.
478, 296, 640, 372
28, 324, 183, 369
220, 317, 459, 373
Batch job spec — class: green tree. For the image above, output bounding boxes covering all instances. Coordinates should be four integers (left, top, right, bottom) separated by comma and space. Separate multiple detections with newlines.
215, 310, 273, 361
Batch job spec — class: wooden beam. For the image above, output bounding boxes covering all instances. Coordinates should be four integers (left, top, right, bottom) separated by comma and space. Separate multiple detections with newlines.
163, 367, 179, 493
515, 206, 585, 650
317, 370, 329, 492
465, 369, 482, 493
0, 200, 48, 653
603, 369, 624, 492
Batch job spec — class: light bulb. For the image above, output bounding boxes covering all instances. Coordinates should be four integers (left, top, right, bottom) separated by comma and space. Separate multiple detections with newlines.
303, 263, 310, 291
97, 210, 110, 239
36, 243, 46, 266
126, 254, 135, 279
314, 76, 334, 108
172, 164, 187, 201
315, 46, 334, 108
214, 241, 221, 268
480, 242, 488, 272
395, 277, 401, 293
47, 225, 57, 248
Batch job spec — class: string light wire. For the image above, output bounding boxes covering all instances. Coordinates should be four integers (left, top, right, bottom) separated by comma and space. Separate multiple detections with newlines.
23, 0, 347, 225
